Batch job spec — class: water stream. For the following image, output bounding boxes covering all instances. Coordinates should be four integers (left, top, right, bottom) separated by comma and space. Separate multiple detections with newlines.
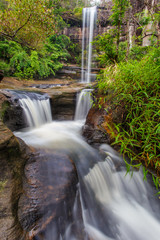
9, 90, 52, 127
14, 90, 160, 240
74, 89, 93, 120
81, 6, 97, 83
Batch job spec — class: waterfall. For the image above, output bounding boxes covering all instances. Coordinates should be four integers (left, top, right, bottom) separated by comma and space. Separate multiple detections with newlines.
10, 91, 52, 128
74, 89, 93, 121
15, 119, 160, 240
13, 90, 160, 240
81, 6, 97, 83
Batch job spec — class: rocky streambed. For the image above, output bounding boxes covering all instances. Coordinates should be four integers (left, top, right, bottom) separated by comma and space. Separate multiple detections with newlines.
0, 76, 91, 240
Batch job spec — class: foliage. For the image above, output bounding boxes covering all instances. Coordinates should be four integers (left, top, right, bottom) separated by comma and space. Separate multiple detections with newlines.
94, 31, 155, 67
93, 31, 117, 66
0, 0, 65, 49
109, 0, 130, 55
128, 45, 152, 61
110, 0, 130, 26
0, 0, 7, 11
73, 7, 83, 19
93, 31, 129, 66
0, 35, 71, 79
97, 47, 160, 183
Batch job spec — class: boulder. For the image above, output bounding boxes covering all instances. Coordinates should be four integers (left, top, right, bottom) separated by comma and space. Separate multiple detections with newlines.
0, 120, 30, 240
83, 94, 126, 149
50, 92, 76, 120
0, 91, 27, 131
19, 150, 79, 239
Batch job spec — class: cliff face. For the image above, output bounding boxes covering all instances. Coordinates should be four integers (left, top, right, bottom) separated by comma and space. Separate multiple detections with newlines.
63, 0, 147, 45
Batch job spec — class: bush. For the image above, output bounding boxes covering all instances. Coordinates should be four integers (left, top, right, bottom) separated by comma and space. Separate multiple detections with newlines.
0, 60, 10, 75
97, 47, 160, 178
0, 35, 72, 79
93, 32, 117, 66
128, 45, 152, 61
93, 32, 128, 66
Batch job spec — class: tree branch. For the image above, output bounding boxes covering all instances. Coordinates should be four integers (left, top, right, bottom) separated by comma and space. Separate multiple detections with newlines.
142, 33, 158, 39
12, 14, 32, 38
0, 31, 36, 50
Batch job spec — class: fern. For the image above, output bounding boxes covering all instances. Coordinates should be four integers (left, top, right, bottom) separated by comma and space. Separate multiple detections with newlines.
0, 34, 72, 79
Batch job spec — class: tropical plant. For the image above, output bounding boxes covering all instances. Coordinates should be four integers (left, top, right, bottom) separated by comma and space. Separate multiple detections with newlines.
0, 35, 72, 79
97, 47, 160, 184
109, 0, 130, 56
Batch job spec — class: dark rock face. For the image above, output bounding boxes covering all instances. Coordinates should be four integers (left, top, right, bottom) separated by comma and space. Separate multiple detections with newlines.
19, 150, 79, 239
83, 107, 112, 148
0, 91, 27, 131
3, 104, 26, 131
63, 0, 147, 46
83, 94, 126, 149
51, 92, 76, 120
0, 120, 31, 240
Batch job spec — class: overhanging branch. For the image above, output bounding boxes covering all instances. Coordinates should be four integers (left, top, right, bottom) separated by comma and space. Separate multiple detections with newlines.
12, 14, 32, 38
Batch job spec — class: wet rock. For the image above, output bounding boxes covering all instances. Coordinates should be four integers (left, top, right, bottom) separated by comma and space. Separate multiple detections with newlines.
0, 118, 31, 240
0, 91, 27, 131
50, 92, 76, 120
56, 66, 81, 80
0, 70, 4, 82
18, 150, 78, 239
83, 95, 126, 149
0, 120, 79, 239
83, 106, 112, 148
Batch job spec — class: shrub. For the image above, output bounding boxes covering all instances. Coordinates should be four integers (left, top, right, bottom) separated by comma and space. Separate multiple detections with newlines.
0, 35, 72, 79
97, 47, 160, 180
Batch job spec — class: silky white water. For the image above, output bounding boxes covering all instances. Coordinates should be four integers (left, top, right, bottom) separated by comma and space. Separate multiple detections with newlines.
74, 89, 93, 120
19, 97, 52, 127
14, 92, 160, 240
9, 91, 52, 127
81, 7, 97, 83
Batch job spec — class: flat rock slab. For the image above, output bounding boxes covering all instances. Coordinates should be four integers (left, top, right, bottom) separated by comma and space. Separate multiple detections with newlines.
18, 149, 78, 239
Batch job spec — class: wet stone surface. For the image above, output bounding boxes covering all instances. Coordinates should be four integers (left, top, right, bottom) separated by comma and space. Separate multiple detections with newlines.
18, 149, 79, 239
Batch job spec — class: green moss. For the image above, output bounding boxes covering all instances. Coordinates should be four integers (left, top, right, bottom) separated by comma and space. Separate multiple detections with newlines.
0, 101, 10, 120
0, 180, 7, 192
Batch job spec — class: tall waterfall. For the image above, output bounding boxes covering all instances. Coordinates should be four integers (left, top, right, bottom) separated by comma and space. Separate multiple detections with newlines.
74, 89, 93, 121
81, 6, 97, 83
10, 91, 52, 128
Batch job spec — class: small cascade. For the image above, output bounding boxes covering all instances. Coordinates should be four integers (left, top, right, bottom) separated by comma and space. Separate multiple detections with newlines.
10, 91, 52, 128
15, 118, 160, 240
81, 6, 97, 83
12, 85, 160, 239
80, 157, 160, 240
74, 89, 93, 121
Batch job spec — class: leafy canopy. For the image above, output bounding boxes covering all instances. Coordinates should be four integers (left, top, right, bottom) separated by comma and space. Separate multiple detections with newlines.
0, 0, 65, 49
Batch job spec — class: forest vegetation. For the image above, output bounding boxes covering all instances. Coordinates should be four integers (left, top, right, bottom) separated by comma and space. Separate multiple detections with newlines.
0, 0, 85, 79
93, 0, 160, 186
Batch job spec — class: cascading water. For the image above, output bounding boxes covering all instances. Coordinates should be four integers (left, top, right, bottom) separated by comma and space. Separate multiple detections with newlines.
9, 90, 52, 128
14, 92, 160, 240
74, 89, 93, 121
81, 6, 97, 83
